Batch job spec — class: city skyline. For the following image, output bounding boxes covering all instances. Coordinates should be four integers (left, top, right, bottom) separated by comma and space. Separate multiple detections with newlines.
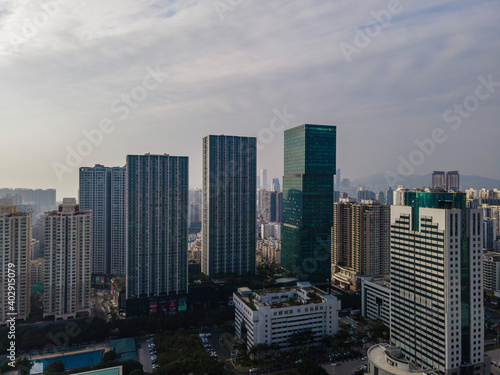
1, 2, 499, 199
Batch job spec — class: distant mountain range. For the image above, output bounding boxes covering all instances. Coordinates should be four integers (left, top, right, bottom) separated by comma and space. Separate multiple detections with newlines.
352, 173, 500, 191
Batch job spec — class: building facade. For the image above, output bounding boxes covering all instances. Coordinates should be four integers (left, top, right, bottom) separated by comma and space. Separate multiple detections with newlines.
0, 188, 56, 218
331, 199, 390, 290
258, 238, 281, 264
79, 165, 126, 277
483, 252, 500, 292
361, 276, 391, 327
126, 154, 188, 300
432, 171, 446, 190
30, 258, 44, 285
389, 191, 488, 374
202, 135, 256, 276
44, 198, 91, 320
262, 190, 277, 222
188, 188, 202, 233
261, 222, 281, 239
0, 199, 31, 325
234, 282, 341, 350
282, 124, 336, 283
272, 178, 281, 192
260, 169, 268, 190
446, 171, 460, 192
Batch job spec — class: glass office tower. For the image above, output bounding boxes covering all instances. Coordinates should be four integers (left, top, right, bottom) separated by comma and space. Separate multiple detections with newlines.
281, 124, 336, 283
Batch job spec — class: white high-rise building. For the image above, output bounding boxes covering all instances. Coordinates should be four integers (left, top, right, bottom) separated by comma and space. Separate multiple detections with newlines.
393, 185, 409, 206
483, 252, 500, 291
44, 198, 91, 320
0, 199, 31, 325
387, 191, 489, 375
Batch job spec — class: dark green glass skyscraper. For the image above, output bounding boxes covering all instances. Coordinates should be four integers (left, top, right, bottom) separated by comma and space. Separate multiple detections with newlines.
281, 124, 336, 283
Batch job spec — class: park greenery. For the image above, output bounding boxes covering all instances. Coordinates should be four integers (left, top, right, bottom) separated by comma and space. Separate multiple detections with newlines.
152, 331, 232, 375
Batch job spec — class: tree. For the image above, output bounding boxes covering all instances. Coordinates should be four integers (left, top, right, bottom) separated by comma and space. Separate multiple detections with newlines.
297, 359, 328, 375
44, 360, 65, 374
103, 350, 117, 362
13, 358, 33, 375
121, 360, 143, 375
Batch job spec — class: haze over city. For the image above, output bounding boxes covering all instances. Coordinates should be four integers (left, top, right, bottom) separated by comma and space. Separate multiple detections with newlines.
1, 0, 499, 200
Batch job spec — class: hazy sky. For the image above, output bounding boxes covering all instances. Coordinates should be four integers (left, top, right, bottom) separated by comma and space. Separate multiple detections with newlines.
1, 0, 499, 199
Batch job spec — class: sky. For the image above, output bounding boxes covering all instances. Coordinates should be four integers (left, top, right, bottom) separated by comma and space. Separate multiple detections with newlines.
0, 0, 499, 199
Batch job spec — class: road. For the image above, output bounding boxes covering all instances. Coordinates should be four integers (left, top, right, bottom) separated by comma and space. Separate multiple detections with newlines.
204, 328, 244, 374
136, 337, 154, 373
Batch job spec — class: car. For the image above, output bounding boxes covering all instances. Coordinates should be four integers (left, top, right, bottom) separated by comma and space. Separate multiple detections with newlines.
249, 369, 258, 374
333, 362, 341, 366
295, 359, 303, 364
361, 356, 367, 361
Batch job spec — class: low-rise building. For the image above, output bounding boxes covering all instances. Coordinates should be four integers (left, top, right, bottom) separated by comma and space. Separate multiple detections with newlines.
257, 238, 281, 264
367, 344, 434, 375
361, 276, 391, 327
234, 282, 341, 350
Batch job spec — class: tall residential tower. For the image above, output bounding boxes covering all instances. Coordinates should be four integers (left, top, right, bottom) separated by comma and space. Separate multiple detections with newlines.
126, 154, 188, 305
79, 165, 126, 277
0, 199, 31, 324
44, 198, 91, 320
202, 135, 257, 276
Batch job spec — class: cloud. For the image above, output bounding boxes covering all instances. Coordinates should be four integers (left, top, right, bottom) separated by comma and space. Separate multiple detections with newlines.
0, 0, 498, 197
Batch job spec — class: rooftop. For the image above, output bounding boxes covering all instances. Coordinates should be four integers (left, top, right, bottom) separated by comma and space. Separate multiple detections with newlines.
367, 344, 431, 375
235, 282, 332, 310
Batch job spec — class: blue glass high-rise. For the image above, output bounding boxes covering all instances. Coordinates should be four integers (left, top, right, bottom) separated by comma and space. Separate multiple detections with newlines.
281, 124, 336, 283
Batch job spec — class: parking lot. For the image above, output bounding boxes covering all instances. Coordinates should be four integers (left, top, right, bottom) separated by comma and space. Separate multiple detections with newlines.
321, 357, 368, 375
136, 337, 155, 373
